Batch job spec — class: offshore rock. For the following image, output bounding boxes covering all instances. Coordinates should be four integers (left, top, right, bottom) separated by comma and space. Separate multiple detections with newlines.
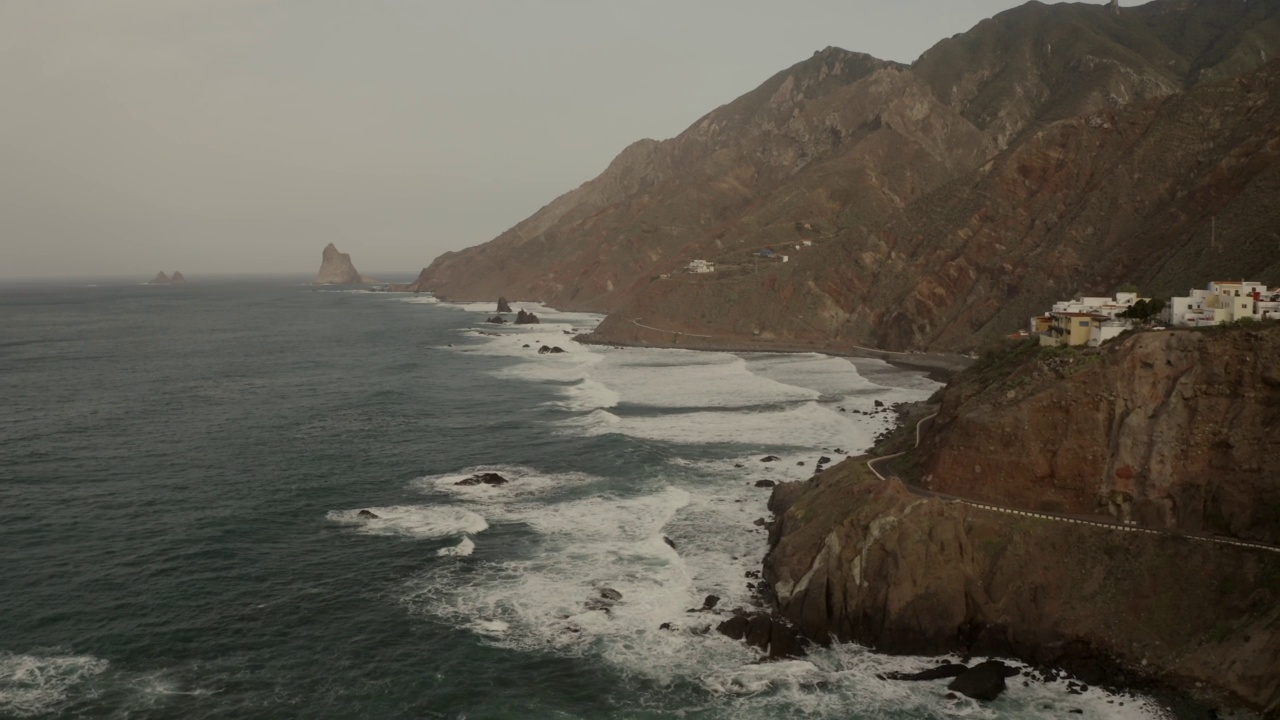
497, 297, 512, 313
313, 243, 375, 285
149, 272, 170, 284
515, 309, 540, 324
356, 509, 379, 519
168, 271, 185, 284
455, 473, 508, 487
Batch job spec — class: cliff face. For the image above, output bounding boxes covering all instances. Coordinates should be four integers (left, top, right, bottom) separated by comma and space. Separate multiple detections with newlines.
408, 0, 1280, 352
314, 243, 374, 285
918, 325, 1280, 544
764, 466, 1280, 712
765, 323, 1280, 712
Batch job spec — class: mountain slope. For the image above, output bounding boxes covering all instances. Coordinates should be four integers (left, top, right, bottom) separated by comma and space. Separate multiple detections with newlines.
408, 0, 1280, 353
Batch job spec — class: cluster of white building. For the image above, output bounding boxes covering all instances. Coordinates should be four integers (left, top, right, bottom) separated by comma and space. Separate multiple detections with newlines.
1166, 280, 1280, 326
685, 259, 715, 274
1031, 280, 1279, 348
1031, 292, 1143, 347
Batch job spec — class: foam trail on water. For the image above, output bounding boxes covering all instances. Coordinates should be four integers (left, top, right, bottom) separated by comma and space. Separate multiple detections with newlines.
327, 506, 487, 539
0, 651, 109, 718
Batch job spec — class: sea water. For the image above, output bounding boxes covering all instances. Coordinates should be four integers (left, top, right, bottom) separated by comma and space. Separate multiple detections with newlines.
0, 279, 1173, 719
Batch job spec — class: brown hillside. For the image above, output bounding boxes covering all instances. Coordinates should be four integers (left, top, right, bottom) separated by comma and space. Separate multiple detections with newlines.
409, 0, 1280, 353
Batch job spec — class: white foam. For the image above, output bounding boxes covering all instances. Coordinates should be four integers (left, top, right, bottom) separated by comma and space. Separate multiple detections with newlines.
397, 295, 439, 304
566, 402, 875, 451
0, 651, 109, 718
413, 466, 599, 505
437, 536, 476, 557
326, 506, 488, 539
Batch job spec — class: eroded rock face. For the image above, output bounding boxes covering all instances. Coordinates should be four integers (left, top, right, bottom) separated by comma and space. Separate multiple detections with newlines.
314, 243, 375, 285
764, 353, 1280, 711
919, 326, 1280, 544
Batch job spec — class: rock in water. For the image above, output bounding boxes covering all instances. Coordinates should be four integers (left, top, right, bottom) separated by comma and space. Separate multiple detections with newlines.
497, 296, 512, 313
149, 271, 170, 284
455, 472, 509, 486
515, 309, 540, 324
487, 315, 506, 324
599, 588, 623, 601
947, 660, 1013, 701
168, 271, 186, 284
313, 242, 376, 285
356, 509, 379, 519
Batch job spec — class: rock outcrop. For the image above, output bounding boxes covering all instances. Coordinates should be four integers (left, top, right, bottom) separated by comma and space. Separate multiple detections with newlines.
514, 309, 539, 324
148, 271, 185, 285
764, 326, 1280, 713
497, 297, 512, 313
313, 243, 375, 285
919, 325, 1280, 544
402, 0, 1280, 353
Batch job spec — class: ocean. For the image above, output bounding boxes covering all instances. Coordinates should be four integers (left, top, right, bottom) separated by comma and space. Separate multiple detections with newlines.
0, 279, 1173, 719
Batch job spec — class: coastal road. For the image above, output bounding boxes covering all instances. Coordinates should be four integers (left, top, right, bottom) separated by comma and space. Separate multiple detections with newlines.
867, 414, 1280, 555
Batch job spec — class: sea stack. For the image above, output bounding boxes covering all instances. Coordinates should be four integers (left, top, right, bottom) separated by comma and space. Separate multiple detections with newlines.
149, 271, 170, 284
169, 271, 186, 284
314, 243, 375, 285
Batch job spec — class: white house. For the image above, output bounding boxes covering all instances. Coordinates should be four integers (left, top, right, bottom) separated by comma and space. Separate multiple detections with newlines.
1032, 292, 1144, 347
685, 259, 715, 274
1167, 281, 1279, 326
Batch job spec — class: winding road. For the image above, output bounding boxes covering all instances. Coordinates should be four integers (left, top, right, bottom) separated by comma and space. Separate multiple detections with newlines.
867, 414, 1280, 555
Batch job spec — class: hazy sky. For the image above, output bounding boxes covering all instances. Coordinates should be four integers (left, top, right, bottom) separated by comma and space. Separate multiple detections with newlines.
1, 0, 1152, 280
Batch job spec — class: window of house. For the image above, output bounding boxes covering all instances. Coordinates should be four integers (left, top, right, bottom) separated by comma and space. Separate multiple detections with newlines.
1079, 320, 1090, 327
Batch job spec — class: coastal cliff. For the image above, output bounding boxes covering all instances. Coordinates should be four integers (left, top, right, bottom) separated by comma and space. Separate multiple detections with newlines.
314, 243, 375, 285
918, 325, 1280, 544
764, 325, 1280, 713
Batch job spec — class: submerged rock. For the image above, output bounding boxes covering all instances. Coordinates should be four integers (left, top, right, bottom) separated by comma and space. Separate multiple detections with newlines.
599, 587, 623, 602
356, 509, 379, 519
760, 455, 780, 463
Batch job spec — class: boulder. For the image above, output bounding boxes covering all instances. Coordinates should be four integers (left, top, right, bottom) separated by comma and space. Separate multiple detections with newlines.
947, 660, 1015, 701
487, 315, 507, 324
663, 536, 677, 550
817, 456, 832, 465
549, 346, 565, 353
702, 595, 720, 610
497, 297, 512, 313
599, 587, 623, 602
456, 472, 509, 486
755, 479, 776, 488
356, 509, 379, 519
715, 611, 807, 659
760, 455, 780, 463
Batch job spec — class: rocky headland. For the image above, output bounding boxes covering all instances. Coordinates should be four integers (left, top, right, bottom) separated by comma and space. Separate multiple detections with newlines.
314, 243, 376, 285
763, 324, 1280, 714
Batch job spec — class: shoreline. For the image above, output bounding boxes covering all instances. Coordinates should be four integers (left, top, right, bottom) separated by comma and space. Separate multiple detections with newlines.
575, 332, 972, 383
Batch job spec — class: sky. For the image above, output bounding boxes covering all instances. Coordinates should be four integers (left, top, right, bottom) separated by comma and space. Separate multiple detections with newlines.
0, 0, 1152, 280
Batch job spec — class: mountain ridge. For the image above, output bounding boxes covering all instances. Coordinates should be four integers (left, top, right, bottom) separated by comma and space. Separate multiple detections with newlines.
406, 0, 1280, 352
